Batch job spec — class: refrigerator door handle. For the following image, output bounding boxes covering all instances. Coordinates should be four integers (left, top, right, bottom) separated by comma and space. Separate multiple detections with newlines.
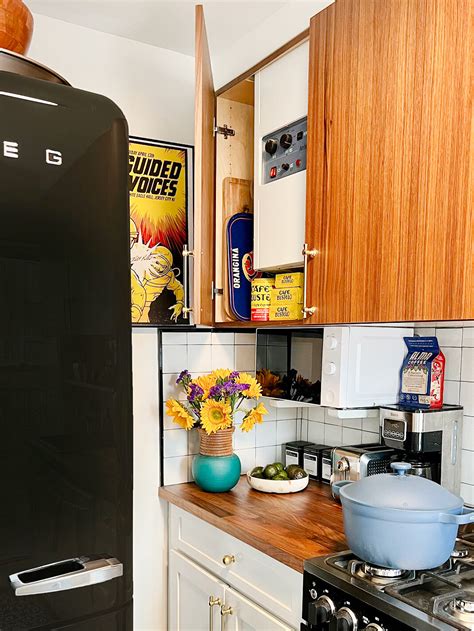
9, 556, 123, 596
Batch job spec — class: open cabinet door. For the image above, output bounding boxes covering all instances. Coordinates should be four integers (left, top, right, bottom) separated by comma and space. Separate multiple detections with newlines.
193, 4, 215, 325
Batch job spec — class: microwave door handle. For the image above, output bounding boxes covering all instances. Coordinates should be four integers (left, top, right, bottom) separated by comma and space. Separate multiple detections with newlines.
9, 556, 123, 596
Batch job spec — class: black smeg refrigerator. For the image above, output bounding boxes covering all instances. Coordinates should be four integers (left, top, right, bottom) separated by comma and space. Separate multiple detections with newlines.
0, 55, 133, 631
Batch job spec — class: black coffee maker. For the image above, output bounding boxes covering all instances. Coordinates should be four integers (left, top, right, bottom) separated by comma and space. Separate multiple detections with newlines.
379, 404, 463, 494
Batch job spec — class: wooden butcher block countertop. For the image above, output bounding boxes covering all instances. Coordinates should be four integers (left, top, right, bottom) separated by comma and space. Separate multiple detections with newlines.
159, 477, 347, 573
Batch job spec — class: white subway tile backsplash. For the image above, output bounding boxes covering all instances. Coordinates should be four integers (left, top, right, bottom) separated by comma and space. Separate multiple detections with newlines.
361, 431, 380, 445
436, 328, 463, 347
300, 419, 308, 441
416, 327, 436, 337
256, 446, 278, 466
342, 418, 362, 430
276, 407, 298, 421
462, 416, 474, 452
308, 421, 325, 444
463, 328, 474, 348
235, 332, 256, 345
235, 448, 256, 474
164, 456, 191, 485
188, 429, 200, 455
444, 380, 460, 405
342, 427, 362, 445
261, 398, 277, 421
461, 347, 474, 382
162, 331, 187, 345
461, 450, 474, 486
306, 406, 325, 422
162, 345, 188, 373
211, 344, 235, 370
188, 331, 212, 345
256, 421, 277, 447
443, 347, 462, 381
211, 332, 234, 345
164, 429, 189, 458
188, 344, 213, 373
235, 345, 256, 372
276, 419, 298, 444
324, 424, 342, 446
461, 483, 474, 507
162, 373, 186, 402
234, 425, 256, 450
461, 382, 474, 417
362, 417, 380, 434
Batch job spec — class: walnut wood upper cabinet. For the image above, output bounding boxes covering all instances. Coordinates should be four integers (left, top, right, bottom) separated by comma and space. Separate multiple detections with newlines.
304, 0, 474, 324
193, 4, 215, 326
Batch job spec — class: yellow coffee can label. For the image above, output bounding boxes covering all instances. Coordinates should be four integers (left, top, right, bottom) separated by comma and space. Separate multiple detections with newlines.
269, 304, 303, 321
271, 287, 303, 305
275, 272, 304, 288
251, 278, 274, 321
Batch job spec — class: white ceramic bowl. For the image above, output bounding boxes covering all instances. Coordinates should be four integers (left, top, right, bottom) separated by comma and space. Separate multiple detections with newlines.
246, 471, 309, 494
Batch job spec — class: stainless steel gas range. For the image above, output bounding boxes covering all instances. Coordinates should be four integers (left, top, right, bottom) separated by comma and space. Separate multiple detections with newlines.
302, 538, 474, 630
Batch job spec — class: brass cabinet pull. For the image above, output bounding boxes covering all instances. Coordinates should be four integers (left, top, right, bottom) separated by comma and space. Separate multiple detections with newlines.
222, 554, 235, 566
209, 595, 222, 631
220, 604, 233, 629
182, 243, 194, 319
302, 243, 318, 318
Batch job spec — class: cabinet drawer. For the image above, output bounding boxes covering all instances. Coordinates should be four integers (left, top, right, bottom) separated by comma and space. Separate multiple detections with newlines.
169, 506, 302, 628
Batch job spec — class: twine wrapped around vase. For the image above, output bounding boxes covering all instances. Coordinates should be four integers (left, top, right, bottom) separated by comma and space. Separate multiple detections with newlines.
198, 427, 234, 457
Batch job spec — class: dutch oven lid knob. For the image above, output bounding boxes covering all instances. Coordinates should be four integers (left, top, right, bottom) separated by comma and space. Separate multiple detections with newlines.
390, 462, 412, 476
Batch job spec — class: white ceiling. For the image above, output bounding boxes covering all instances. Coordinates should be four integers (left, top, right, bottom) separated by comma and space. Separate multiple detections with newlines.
27, 1, 290, 58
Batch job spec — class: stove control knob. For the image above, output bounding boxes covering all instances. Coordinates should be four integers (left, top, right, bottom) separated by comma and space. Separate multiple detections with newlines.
335, 606, 358, 631
308, 596, 335, 626
265, 138, 278, 155
280, 133, 293, 149
363, 624, 384, 631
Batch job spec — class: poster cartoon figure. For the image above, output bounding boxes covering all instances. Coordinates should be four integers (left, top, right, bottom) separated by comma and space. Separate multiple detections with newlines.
129, 138, 191, 324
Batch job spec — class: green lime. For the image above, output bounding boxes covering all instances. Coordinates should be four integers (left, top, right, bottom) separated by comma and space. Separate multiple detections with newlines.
273, 473, 289, 480
272, 462, 284, 473
285, 464, 299, 475
251, 466, 264, 477
289, 467, 307, 480
251, 472, 264, 479
264, 464, 278, 479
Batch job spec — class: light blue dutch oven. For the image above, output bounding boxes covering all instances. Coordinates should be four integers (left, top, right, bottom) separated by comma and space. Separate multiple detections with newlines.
332, 462, 474, 570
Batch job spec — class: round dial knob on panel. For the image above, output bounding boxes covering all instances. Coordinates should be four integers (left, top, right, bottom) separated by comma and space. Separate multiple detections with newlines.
308, 596, 335, 626
280, 133, 292, 149
335, 607, 358, 631
363, 624, 384, 631
336, 457, 350, 472
325, 335, 338, 350
281, 163, 290, 171
323, 362, 337, 376
265, 138, 278, 155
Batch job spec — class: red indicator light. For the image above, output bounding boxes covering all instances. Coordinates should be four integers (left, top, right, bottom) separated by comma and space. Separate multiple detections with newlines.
296, 159, 302, 167
270, 167, 277, 178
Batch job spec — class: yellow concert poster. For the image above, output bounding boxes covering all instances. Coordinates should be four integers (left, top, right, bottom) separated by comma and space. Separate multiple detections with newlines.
129, 137, 193, 325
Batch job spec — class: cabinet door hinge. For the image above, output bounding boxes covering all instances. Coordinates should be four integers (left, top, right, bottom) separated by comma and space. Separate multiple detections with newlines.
211, 281, 223, 299
213, 118, 235, 139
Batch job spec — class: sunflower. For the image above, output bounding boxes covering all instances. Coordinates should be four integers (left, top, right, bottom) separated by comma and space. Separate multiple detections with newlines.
200, 399, 232, 434
236, 372, 262, 399
166, 399, 194, 430
241, 402, 267, 432
193, 374, 216, 397
212, 368, 231, 381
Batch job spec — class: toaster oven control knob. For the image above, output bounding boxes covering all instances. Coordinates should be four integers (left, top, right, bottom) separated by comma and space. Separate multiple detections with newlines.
335, 607, 358, 631
336, 457, 350, 472
265, 138, 278, 155
280, 133, 293, 149
308, 596, 335, 626
363, 624, 384, 631
323, 361, 337, 376
325, 335, 338, 350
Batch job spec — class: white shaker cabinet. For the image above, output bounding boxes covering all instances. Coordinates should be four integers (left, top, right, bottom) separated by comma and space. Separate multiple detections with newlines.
223, 587, 293, 631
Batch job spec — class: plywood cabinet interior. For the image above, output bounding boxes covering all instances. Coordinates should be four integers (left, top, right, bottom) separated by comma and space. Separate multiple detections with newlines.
305, 0, 474, 324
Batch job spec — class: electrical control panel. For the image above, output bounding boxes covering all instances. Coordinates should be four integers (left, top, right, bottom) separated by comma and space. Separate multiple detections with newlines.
262, 117, 307, 184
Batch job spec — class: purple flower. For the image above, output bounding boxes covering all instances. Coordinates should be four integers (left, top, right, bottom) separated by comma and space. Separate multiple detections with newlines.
188, 383, 204, 402
176, 370, 190, 384
229, 371, 239, 380
209, 384, 224, 398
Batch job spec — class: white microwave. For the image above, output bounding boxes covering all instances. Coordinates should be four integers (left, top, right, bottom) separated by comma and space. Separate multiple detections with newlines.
256, 326, 413, 409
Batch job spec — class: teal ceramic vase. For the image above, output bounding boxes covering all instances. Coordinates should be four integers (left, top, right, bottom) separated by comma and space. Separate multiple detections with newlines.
192, 428, 241, 493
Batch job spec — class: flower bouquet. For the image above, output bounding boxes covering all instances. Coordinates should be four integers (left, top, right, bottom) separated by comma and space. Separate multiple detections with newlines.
166, 369, 267, 492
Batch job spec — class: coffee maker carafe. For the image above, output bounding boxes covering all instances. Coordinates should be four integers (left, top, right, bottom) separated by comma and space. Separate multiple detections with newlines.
379, 404, 463, 494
